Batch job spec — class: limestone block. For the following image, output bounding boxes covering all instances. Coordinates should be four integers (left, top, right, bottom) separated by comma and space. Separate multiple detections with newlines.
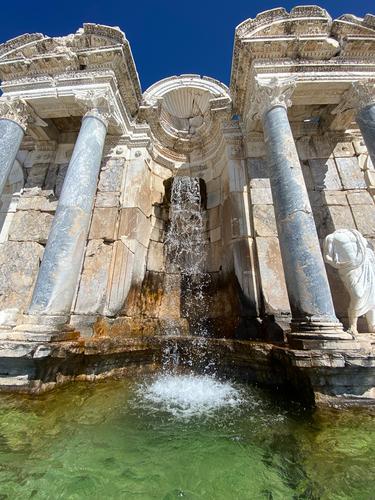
296, 136, 332, 160
147, 241, 164, 272
228, 159, 246, 192
25, 164, 49, 188
105, 240, 135, 315
210, 226, 221, 243
229, 192, 252, 238
253, 205, 277, 236
207, 190, 221, 209
314, 205, 355, 239
75, 240, 113, 314
98, 158, 125, 192
301, 162, 314, 190
208, 206, 221, 230
122, 159, 152, 216
332, 141, 355, 157
151, 175, 164, 205
17, 194, 58, 212
95, 192, 120, 208
323, 190, 347, 206
335, 157, 367, 190
256, 237, 290, 314
353, 139, 368, 155
132, 242, 148, 284
347, 191, 374, 206
232, 237, 259, 308
358, 154, 374, 172
119, 208, 152, 248
245, 141, 265, 158
250, 188, 273, 205
8, 211, 53, 244
55, 144, 74, 164
89, 208, 118, 241
308, 158, 342, 190
0, 241, 44, 312
207, 241, 223, 272
308, 191, 323, 207
351, 205, 375, 236
247, 158, 270, 188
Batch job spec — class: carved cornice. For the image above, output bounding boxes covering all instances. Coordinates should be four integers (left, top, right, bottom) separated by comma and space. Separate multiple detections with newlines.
0, 96, 46, 131
333, 80, 375, 115
248, 77, 296, 122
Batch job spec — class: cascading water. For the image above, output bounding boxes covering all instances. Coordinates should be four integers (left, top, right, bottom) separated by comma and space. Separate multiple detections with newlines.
140, 176, 242, 418
164, 176, 209, 338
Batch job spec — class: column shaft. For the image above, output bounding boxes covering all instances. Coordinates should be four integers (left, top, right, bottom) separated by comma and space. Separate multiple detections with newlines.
263, 105, 340, 332
29, 114, 107, 316
0, 119, 24, 196
356, 104, 375, 167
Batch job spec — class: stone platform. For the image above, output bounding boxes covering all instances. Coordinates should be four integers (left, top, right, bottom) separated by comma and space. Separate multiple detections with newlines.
0, 333, 373, 407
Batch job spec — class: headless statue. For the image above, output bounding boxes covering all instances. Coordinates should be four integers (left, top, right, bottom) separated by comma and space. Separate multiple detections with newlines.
324, 229, 375, 335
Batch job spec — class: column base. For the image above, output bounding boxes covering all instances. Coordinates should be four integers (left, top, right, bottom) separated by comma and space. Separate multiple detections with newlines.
287, 319, 366, 349
2, 314, 80, 342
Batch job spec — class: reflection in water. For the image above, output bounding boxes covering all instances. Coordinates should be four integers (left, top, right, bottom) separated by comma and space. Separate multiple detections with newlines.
0, 376, 374, 499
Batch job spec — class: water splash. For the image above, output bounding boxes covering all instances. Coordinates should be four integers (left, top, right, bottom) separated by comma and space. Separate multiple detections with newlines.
138, 374, 244, 419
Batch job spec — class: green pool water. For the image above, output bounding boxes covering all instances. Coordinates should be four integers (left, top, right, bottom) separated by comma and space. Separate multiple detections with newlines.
0, 373, 374, 499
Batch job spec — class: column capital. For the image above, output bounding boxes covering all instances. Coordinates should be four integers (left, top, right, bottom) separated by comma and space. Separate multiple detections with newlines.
249, 77, 296, 122
0, 96, 45, 132
74, 88, 118, 128
333, 81, 375, 115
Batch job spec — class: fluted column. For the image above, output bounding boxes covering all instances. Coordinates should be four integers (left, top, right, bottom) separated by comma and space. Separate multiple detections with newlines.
252, 78, 350, 347
0, 97, 30, 197
349, 81, 375, 167
24, 102, 109, 329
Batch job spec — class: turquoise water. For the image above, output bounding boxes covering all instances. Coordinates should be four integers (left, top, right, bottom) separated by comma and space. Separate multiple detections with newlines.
0, 373, 374, 499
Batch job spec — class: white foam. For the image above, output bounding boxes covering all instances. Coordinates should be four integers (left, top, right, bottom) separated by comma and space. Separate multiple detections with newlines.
139, 373, 244, 418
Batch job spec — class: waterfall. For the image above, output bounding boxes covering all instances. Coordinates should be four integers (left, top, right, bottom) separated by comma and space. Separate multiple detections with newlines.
164, 176, 209, 339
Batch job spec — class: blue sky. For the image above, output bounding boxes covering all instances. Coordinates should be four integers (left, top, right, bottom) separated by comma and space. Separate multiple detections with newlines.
1, 0, 374, 90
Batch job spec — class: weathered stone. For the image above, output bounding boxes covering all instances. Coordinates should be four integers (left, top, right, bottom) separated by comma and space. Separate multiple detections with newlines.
314, 205, 356, 239
256, 237, 290, 314
147, 241, 164, 272
89, 208, 118, 241
75, 240, 113, 314
24, 150, 55, 168
331, 141, 355, 157
105, 239, 135, 315
95, 192, 120, 208
229, 192, 252, 237
253, 205, 277, 236
335, 157, 367, 190
247, 158, 270, 188
121, 157, 152, 216
323, 190, 347, 206
308, 158, 342, 190
209, 226, 221, 243
0, 241, 44, 312
351, 205, 375, 236
98, 158, 125, 192
347, 191, 374, 205
208, 206, 221, 230
17, 194, 58, 212
55, 164, 68, 197
119, 207, 152, 248
250, 187, 273, 205
8, 211, 53, 243
25, 163, 49, 188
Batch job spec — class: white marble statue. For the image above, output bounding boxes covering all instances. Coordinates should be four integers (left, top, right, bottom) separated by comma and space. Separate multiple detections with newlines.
324, 229, 375, 335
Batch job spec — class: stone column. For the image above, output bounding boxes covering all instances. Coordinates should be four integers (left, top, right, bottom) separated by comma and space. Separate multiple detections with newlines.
0, 97, 30, 197
253, 79, 351, 348
22, 107, 109, 333
350, 81, 375, 167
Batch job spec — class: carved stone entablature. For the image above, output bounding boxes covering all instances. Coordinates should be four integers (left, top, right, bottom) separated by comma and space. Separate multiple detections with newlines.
333, 81, 375, 115
231, 6, 375, 117
247, 77, 296, 124
0, 96, 46, 131
0, 23, 142, 117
